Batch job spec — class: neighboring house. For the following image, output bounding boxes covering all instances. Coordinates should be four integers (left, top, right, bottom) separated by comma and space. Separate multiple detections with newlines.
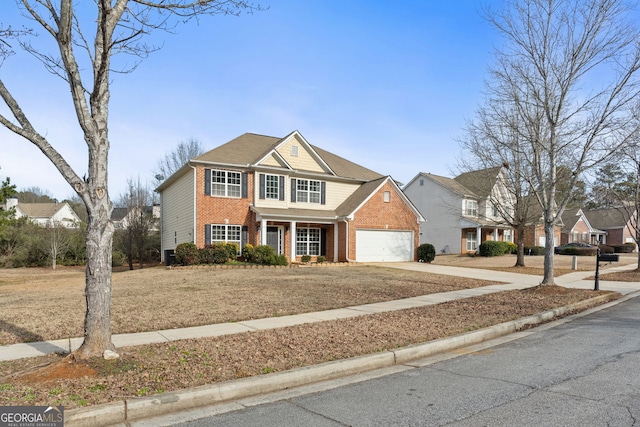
3, 198, 81, 228
404, 166, 514, 254
112, 205, 160, 231
583, 207, 637, 247
518, 199, 562, 249
559, 208, 605, 245
156, 131, 424, 263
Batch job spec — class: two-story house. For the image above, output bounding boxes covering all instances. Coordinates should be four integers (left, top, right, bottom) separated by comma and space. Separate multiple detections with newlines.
156, 131, 424, 263
403, 166, 514, 254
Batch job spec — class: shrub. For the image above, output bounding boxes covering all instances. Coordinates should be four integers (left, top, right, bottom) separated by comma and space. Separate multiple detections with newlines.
242, 243, 255, 261
252, 245, 276, 265
525, 246, 545, 255
301, 255, 312, 263
175, 242, 199, 266
317, 255, 326, 263
417, 243, 436, 263
478, 241, 516, 257
560, 247, 597, 256
611, 243, 635, 253
479, 241, 510, 257
598, 244, 614, 254
112, 250, 125, 267
271, 254, 289, 266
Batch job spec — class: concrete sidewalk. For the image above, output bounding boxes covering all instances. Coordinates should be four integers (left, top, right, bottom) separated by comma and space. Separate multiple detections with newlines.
2, 262, 637, 362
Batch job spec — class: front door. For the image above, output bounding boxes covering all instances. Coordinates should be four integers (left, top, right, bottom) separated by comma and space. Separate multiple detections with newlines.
266, 226, 283, 254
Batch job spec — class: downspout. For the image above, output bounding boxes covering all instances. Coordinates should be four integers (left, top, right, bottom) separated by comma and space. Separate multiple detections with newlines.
344, 219, 354, 262
191, 164, 197, 246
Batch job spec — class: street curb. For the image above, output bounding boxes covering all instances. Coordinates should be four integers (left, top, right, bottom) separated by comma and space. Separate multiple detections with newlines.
65, 292, 626, 427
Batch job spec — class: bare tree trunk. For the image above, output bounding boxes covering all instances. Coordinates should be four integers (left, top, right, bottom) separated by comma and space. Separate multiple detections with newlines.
76, 206, 116, 358
515, 223, 526, 267
541, 219, 555, 285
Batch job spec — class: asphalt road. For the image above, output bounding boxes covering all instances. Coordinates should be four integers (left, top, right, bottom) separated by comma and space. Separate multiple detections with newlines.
157, 295, 640, 427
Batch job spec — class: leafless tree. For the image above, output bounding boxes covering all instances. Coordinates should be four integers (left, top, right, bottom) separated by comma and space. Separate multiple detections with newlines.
459, 96, 541, 267
0, 1, 259, 359
595, 107, 640, 269
483, 0, 640, 284
153, 137, 205, 186
117, 177, 156, 270
43, 220, 73, 270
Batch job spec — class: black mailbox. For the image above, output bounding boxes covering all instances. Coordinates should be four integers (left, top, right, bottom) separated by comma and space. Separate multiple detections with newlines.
598, 253, 619, 262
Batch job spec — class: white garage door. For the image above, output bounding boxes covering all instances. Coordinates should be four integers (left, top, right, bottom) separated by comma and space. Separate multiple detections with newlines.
355, 230, 413, 262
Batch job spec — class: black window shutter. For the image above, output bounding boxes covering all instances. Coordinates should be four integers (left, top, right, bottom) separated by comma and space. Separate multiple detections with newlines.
321, 182, 326, 205
204, 224, 211, 246
321, 228, 327, 256
279, 176, 285, 201
204, 169, 211, 195
291, 178, 296, 203
241, 173, 248, 199
259, 174, 265, 200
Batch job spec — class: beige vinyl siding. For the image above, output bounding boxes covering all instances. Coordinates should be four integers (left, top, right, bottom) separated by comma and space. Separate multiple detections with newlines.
261, 154, 283, 168
277, 137, 326, 173
161, 169, 195, 253
322, 181, 359, 210
252, 175, 360, 211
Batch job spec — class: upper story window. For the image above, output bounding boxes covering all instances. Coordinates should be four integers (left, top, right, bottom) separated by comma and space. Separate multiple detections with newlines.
206, 169, 244, 198
296, 179, 321, 203
465, 200, 478, 217
259, 174, 284, 201
383, 191, 391, 203
265, 175, 280, 199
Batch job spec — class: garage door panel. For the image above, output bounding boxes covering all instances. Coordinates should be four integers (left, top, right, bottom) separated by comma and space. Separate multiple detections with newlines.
356, 230, 413, 262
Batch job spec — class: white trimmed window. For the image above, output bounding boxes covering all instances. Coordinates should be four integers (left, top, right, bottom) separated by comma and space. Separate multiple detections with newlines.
465, 200, 478, 217
466, 231, 477, 251
296, 179, 321, 203
212, 170, 241, 198
208, 224, 242, 253
296, 227, 320, 256
265, 174, 280, 200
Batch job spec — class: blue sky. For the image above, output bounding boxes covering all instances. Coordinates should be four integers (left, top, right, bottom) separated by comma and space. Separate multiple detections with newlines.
0, 0, 498, 201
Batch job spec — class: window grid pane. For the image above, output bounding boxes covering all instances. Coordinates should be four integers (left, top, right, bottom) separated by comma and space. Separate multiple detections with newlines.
296, 179, 321, 204
296, 227, 321, 256
210, 170, 241, 198
266, 175, 279, 199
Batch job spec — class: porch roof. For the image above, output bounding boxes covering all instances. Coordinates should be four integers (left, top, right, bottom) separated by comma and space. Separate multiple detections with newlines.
250, 206, 339, 222
460, 216, 512, 229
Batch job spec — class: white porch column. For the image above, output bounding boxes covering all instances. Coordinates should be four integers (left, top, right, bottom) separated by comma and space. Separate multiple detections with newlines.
333, 222, 339, 262
260, 219, 267, 246
476, 226, 482, 251
290, 221, 297, 261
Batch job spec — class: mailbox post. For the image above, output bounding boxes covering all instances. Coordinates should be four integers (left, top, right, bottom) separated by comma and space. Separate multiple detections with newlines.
594, 248, 619, 290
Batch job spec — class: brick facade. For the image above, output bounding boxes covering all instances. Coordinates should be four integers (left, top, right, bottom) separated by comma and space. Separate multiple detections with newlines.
349, 181, 420, 261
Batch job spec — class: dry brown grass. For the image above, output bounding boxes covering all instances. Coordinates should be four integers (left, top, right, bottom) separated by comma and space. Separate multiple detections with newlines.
433, 252, 637, 277
0, 261, 628, 409
0, 265, 497, 346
